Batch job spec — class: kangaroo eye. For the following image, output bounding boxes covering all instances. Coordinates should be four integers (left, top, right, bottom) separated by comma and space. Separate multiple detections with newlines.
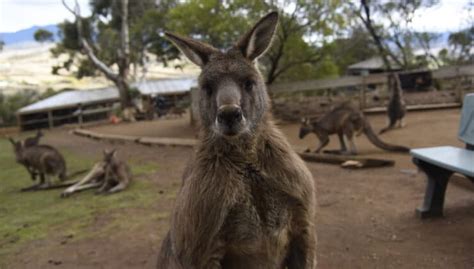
244, 80, 255, 92
202, 84, 213, 96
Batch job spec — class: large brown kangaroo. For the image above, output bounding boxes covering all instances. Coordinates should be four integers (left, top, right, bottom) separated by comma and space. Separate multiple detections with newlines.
299, 102, 410, 155
157, 12, 317, 269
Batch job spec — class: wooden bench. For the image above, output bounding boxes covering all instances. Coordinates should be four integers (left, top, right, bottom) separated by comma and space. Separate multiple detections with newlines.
410, 93, 474, 218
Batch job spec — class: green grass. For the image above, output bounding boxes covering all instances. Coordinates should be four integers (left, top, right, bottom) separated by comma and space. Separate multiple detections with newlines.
0, 139, 160, 265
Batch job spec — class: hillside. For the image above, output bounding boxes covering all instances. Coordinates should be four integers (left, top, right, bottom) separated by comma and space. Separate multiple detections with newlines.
0, 43, 198, 95
0, 25, 59, 45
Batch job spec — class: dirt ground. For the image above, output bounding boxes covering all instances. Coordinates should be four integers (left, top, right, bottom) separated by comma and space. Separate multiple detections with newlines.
5, 108, 474, 269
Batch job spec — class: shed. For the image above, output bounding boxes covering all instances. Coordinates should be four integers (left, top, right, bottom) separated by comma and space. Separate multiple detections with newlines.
347, 57, 401, 76
17, 77, 198, 130
135, 77, 197, 96
17, 86, 120, 131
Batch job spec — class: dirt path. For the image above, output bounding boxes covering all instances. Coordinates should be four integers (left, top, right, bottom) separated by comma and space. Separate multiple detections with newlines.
4, 109, 474, 268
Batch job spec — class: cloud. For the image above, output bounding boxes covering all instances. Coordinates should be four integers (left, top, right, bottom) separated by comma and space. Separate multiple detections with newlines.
410, 0, 472, 32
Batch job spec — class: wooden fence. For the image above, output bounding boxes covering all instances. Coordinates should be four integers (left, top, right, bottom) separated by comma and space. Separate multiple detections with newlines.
268, 64, 474, 121
269, 64, 474, 95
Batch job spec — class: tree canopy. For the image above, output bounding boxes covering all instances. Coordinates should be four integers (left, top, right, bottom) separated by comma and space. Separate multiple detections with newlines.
34, 29, 54, 43
51, 0, 466, 87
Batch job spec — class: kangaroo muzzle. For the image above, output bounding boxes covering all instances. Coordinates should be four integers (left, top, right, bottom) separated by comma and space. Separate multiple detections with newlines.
216, 105, 245, 136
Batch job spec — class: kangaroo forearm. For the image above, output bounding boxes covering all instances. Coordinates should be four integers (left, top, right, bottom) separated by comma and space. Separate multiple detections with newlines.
287, 228, 317, 269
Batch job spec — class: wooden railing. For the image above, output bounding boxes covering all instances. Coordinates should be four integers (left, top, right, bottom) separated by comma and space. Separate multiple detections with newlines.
269, 64, 474, 94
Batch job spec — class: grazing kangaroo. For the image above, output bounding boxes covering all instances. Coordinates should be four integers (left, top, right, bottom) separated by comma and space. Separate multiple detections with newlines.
379, 73, 406, 134
299, 102, 410, 155
24, 130, 44, 148
61, 149, 131, 197
158, 12, 317, 269
9, 138, 67, 191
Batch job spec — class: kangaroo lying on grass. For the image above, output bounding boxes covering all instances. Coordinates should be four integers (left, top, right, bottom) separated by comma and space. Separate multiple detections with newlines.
9, 138, 67, 191
61, 149, 131, 197
299, 102, 410, 155
379, 73, 406, 134
158, 12, 317, 268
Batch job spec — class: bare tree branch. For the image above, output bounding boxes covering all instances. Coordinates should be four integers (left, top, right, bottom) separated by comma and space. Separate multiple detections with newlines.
62, 0, 118, 81
359, 0, 393, 71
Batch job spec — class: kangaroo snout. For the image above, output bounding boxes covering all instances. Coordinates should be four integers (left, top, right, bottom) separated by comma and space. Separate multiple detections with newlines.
217, 105, 243, 125
216, 105, 245, 136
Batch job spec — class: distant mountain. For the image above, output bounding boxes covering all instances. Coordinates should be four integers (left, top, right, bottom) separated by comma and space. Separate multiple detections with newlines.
0, 25, 59, 45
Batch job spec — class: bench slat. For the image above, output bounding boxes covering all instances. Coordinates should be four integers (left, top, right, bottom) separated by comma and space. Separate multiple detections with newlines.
410, 146, 474, 177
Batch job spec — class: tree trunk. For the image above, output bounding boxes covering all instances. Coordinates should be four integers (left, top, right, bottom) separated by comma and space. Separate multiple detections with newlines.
115, 78, 132, 108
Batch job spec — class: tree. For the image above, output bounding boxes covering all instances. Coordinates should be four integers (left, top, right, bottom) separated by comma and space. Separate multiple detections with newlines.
167, 0, 347, 84
438, 27, 473, 65
61, 0, 134, 117
328, 26, 378, 74
55, 0, 178, 119
0, 90, 39, 126
353, 0, 439, 71
34, 29, 54, 43
414, 31, 441, 68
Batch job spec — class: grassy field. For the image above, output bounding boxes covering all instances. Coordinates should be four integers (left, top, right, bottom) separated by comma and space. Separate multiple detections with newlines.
0, 138, 161, 266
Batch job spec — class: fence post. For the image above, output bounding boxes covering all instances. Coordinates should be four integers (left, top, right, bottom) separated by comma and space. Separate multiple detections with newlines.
456, 67, 465, 104
16, 114, 23, 131
359, 77, 367, 110
47, 111, 54, 129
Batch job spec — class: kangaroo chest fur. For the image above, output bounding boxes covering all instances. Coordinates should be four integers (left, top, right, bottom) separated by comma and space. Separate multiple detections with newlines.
173, 132, 302, 268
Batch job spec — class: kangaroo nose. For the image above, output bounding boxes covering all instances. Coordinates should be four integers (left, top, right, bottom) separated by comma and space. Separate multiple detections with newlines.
217, 105, 242, 126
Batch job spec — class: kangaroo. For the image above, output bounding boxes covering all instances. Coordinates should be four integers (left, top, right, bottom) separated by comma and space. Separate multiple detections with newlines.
24, 129, 43, 148
379, 73, 406, 134
61, 149, 131, 197
9, 138, 67, 191
299, 102, 410, 155
157, 12, 317, 269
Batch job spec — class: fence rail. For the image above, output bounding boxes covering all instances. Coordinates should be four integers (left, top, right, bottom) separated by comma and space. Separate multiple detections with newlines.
267, 64, 474, 121
269, 64, 474, 94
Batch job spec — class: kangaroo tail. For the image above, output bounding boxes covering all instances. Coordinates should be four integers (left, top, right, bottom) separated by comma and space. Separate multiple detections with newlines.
363, 120, 410, 152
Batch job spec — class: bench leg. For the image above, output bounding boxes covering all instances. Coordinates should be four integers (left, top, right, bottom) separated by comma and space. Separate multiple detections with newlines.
413, 158, 453, 218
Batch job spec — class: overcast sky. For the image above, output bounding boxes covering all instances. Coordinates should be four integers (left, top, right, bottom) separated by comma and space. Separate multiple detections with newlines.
0, 0, 471, 33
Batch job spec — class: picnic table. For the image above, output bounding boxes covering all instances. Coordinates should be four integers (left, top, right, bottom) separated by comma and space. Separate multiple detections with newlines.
410, 93, 474, 218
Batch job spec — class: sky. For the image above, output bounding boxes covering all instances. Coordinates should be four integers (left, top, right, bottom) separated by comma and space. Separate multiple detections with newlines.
0, 0, 472, 33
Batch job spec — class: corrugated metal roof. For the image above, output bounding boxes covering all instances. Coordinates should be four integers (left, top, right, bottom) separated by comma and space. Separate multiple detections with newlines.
18, 87, 119, 114
135, 77, 197, 96
17, 77, 198, 114
348, 57, 400, 70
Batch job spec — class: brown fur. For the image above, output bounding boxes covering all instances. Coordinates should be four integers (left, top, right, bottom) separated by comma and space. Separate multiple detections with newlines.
9, 137, 67, 191
299, 102, 410, 155
61, 149, 132, 197
379, 73, 406, 134
158, 12, 317, 268
24, 130, 43, 148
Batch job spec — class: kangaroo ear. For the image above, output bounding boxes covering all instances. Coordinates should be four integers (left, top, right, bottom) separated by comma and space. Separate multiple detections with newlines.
164, 32, 218, 67
236, 11, 279, 61
301, 117, 306, 124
